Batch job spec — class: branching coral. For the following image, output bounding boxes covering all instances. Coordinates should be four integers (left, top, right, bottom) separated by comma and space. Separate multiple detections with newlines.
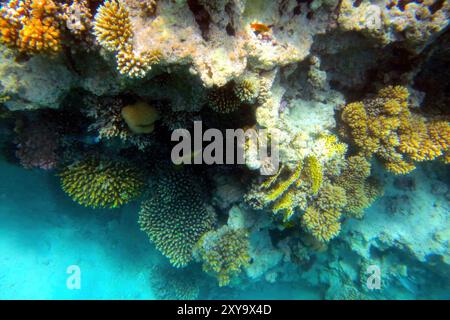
301, 206, 342, 243
245, 162, 307, 222
335, 155, 381, 218
0, 0, 62, 54
138, 169, 215, 268
194, 226, 250, 287
93, 0, 161, 78
341, 85, 450, 175
59, 156, 144, 208
302, 155, 323, 195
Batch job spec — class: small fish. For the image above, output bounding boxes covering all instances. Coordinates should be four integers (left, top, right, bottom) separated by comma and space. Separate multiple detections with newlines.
250, 22, 273, 34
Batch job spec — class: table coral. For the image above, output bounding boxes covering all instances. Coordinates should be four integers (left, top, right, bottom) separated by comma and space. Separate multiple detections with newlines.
341, 85, 450, 175
194, 226, 250, 287
138, 169, 216, 268
0, 0, 62, 54
59, 156, 144, 208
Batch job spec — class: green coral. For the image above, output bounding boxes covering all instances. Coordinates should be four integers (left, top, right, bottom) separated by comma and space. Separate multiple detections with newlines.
138, 169, 215, 268
195, 226, 250, 287
59, 157, 144, 209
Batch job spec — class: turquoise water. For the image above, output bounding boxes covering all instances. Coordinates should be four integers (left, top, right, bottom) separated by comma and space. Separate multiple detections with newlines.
0, 152, 319, 299
1, 147, 448, 299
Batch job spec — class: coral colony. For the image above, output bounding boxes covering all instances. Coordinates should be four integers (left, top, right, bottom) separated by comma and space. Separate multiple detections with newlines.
0, 0, 449, 299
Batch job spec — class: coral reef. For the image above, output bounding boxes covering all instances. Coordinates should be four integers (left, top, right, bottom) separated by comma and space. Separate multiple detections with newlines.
341, 86, 450, 175
59, 156, 144, 208
138, 169, 215, 267
0, 0, 62, 54
194, 226, 250, 287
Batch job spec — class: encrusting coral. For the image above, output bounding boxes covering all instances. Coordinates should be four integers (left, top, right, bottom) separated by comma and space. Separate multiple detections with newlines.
341, 85, 450, 175
59, 156, 145, 209
138, 169, 216, 268
93, 0, 162, 78
194, 226, 250, 287
0, 0, 62, 54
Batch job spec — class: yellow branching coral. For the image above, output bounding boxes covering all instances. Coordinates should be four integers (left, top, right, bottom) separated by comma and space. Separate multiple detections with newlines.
93, 0, 132, 51
195, 226, 250, 287
335, 155, 381, 218
93, 0, 161, 78
0, 0, 62, 54
316, 182, 347, 211
302, 155, 323, 195
341, 85, 450, 174
301, 206, 342, 243
245, 162, 307, 222
59, 157, 144, 209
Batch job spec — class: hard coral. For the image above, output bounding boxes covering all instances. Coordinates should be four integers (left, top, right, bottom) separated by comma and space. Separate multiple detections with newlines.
341, 85, 450, 174
59, 157, 144, 209
301, 206, 342, 243
0, 0, 62, 54
93, 0, 161, 78
195, 226, 250, 287
138, 169, 215, 268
